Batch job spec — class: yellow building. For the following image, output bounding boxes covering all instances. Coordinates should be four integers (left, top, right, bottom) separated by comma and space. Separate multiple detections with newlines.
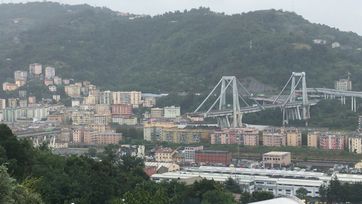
243, 129, 260, 146
143, 122, 176, 141
286, 131, 302, 147
307, 132, 320, 148
65, 84, 81, 98
71, 111, 94, 125
155, 148, 175, 162
161, 128, 210, 144
262, 133, 286, 147
349, 136, 362, 154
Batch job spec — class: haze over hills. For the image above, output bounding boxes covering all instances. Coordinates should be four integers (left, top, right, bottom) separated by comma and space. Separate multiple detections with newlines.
0, 2, 362, 93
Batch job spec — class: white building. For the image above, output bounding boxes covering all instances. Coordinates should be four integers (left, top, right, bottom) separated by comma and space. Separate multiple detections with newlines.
14, 70, 28, 81
29, 63, 42, 75
45, 66, 56, 79
99, 90, 113, 105
49, 85, 57, 92
164, 106, 181, 118
53, 76, 62, 85
0, 99, 6, 110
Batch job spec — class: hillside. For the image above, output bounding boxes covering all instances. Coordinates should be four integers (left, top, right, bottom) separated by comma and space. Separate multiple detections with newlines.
0, 2, 362, 93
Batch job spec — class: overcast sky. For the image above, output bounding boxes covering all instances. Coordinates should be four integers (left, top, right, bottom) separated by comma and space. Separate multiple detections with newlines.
2, 0, 362, 35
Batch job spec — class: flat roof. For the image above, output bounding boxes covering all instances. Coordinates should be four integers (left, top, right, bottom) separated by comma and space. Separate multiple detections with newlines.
151, 171, 323, 187
263, 151, 291, 156
250, 197, 303, 204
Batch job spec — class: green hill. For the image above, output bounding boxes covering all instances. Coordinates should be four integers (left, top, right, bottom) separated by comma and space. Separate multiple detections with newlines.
0, 2, 362, 93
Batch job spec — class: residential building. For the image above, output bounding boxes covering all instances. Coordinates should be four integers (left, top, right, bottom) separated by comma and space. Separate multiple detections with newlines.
48, 85, 57, 92
111, 104, 132, 116
242, 128, 260, 146
308, 132, 320, 148
143, 122, 176, 141
262, 132, 286, 147
44, 79, 54, 86
19, 90, 27, 98
183, 146, 204, 163
45, 66, 56, 79
3, 106, 49, 122
87, 124, 111, 132
29, 63, 42, 75
143, 96, 156, 107
84, 132, 122, 145
63, 79, 70, 85
8, 98, 18, 108
0, 99, 6, 110
19, 100, 27, 108
164, 106, 181, 118
155, 148, 175, 162
195, 150, 232, 166
83, 95, 98, 105
3, 82, 18, 91
53, 76, 62, 85
263, 151, 291, 168
161, 128, 208, 144
71, 111, 94, 125
95, 104, 111, 115
99, 90, 113, 105
286, 131, 302, 147
335, 78, 352, 91
53, 95, 61, 102
93, 114, 112, 125
112, 91, 142, 107
112, 116, 138, 125
150, 108, 163, 118
14, 70, 28, 81
319, 133, 345, 150
211, 128, 240, 144
65, 84, 81, 97
28, 96, 36, 104
349, 135, 362, 154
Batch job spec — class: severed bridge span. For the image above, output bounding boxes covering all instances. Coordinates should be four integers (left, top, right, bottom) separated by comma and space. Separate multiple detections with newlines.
191, 72, 362, 128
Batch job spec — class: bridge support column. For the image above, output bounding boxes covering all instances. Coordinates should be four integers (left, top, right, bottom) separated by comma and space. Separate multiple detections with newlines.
351, 97, 357, 112
340, 96, 346, 105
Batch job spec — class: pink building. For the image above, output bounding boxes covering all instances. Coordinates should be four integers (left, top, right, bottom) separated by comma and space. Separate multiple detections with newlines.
210, 128, 241, 144
111, 104, 133, 116
319, 133, 345, 150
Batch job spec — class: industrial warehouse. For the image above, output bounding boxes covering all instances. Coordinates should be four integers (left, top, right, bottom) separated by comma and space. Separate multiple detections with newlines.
151, 166, 362, 198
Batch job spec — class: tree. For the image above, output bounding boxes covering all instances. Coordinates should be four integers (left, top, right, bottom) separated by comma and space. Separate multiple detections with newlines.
296, 187, 308, 200
250, 191, 274, 202
225, 177, 241, 193
201, 190, 236, 204
0, 165, 43, 204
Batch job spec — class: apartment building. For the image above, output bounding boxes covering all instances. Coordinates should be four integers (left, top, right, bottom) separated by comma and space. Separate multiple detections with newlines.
308, 132, 320, 148
164, 106, 181, 118
286, 131, 302, 147
349, 135, 362, 154
111, 104, 133, 116
319, 133, 345, 150
65, 84, 81, 97
161, 128, 209, 144
45, 66, 56, 79
29, 63, 42, 75
262, 132, 286, 147
84, 132, 122, 145
155, 148, 175, 162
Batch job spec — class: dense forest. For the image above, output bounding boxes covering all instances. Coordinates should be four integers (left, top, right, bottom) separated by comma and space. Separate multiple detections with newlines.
0, 2, 362, 93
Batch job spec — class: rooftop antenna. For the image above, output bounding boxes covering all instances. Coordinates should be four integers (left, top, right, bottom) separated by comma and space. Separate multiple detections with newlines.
347, 72, 351, 80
